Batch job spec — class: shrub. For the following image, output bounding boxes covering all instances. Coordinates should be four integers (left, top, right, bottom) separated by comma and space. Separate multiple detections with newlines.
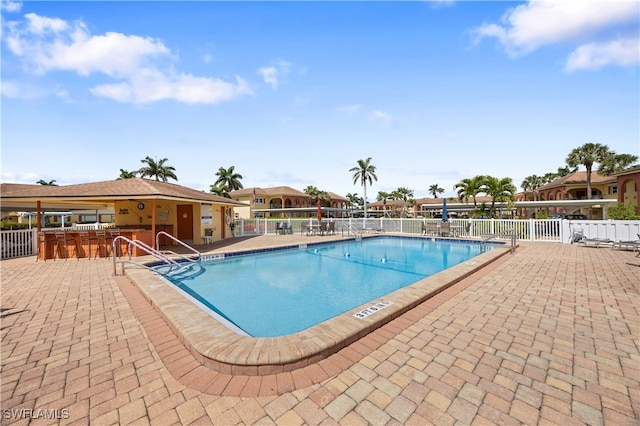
535, 211, 550, 219
1, 222, 33, 230
607, 202, 640, 220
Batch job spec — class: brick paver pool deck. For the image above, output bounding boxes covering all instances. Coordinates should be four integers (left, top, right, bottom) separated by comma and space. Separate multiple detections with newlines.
1, 235, 638, 425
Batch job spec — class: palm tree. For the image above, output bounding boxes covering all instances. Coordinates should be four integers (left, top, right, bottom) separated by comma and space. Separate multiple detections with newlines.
428, 184, 444, 198
345, 193, 363, 213
454, 175, 484, 207
213, 166, 243, 195
138, 156, 178, 182
350, 157, 378, 217
304, 186, 330, 204
117, 169, 137, 179
481, 176, 516, 218
556, 165, 578, 177
566, 143, 612, 202
542, 172, 558, 184
598, 153, 639, 176
376, 191, 391, 202
209, 185, 227, 197
521, 174, 545, 201
394, 187, 414, 217
36, 179, 58, 186
304, 186, 330, 218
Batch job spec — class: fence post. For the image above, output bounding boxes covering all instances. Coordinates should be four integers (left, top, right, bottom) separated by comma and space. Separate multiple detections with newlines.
529, 218, 535, 241
31, 228, 38, 255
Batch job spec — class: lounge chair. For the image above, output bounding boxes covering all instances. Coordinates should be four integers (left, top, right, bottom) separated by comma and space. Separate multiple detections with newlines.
612, 240, 640, 251
578, 237, 613, 248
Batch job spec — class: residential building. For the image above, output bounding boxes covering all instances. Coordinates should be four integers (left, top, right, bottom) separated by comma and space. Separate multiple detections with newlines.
230, 187, 349, 219
515, 170, 632, 219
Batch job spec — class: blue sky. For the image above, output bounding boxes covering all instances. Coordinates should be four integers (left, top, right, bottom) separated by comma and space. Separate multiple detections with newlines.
2, 1, 639, 200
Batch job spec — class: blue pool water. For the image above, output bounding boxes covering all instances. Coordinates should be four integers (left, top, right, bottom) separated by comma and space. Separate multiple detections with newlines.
163, 236, 493, 337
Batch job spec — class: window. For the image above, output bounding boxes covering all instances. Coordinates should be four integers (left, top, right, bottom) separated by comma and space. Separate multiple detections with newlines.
610, 185, 618, 194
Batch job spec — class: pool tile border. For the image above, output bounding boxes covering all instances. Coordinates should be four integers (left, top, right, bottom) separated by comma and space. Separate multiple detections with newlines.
125, 237, 512, 375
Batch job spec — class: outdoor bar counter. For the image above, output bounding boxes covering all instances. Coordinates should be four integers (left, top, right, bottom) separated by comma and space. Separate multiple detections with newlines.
37, 228, 157, 260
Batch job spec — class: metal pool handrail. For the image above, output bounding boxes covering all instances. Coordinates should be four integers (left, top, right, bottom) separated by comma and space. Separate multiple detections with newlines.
342, 224, 363, 239
112, 235, 185, 276
155, 231, 201, 261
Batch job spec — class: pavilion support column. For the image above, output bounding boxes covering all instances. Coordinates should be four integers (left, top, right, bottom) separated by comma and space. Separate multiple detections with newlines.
221, 207, 226, 239
36, 200, 41, 232
151, 199, 157, 249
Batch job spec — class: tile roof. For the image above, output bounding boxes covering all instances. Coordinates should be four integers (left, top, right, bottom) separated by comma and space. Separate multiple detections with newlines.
0, 178, 247, 206
537, 171, 615, 191
231, 186, 342, 199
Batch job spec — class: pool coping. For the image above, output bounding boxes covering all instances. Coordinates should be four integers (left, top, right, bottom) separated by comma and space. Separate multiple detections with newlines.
124, 236, 512, 375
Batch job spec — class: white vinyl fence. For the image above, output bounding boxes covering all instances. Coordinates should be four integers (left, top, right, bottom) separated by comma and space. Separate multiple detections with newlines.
234, 218, 640, 243
2, 219, 639, 260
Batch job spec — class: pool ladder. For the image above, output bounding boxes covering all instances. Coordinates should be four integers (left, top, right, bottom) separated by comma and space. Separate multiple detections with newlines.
481, 229, 518, 254
342, 224, 363, 240
112, 235, 201, 276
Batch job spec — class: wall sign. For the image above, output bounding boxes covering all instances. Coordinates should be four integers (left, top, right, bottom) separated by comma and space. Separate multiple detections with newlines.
201, 204, 212, 225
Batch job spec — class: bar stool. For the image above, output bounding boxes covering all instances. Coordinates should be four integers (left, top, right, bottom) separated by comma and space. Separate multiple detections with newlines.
94, 230, 109, 258
78, 230, 98, 259
54, 231, 78, 260
36, 231, 56, 262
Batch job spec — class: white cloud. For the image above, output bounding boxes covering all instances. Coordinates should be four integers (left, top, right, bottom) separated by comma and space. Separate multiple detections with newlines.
565, 37, 640, 71
257, 66, 279, 89
257, 60, 293, 89
0, 79, 62, 100
90, 72, 251, 104
0, 80, 20, 98
1, 171, 39, 183
339, 104, 361, 115
370, 110, 395, 128
473, 0, 639, 70
2, 12, 252, 104
1, 0, 22, 13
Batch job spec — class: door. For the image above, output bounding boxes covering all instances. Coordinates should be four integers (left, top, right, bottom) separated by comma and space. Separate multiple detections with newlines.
176, 204, 194, 242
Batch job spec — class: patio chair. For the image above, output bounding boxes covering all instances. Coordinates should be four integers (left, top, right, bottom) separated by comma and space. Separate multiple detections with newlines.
440, 222, 452, 237
327, 221, 336, 235
275, 222, 285, 235
283, 222, 293, 234
427, 222, 438, 236
569, 228, 584, 244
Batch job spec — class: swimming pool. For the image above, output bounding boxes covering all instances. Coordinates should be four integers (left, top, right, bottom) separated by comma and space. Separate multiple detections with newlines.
163, 236, 494, 337
126, 234, 508, 374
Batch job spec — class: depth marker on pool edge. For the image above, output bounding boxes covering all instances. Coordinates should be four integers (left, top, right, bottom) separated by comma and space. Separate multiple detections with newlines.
353, 301, 392, 319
